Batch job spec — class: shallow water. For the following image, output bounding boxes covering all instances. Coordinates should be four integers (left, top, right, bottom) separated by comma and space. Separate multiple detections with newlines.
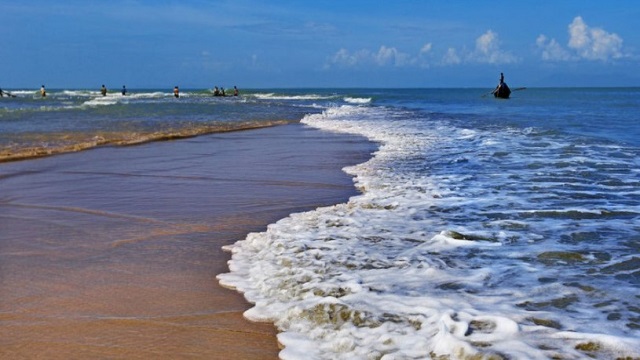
0, 124, 374, 359
0, 88, 315, 162
218, 88, 640, 359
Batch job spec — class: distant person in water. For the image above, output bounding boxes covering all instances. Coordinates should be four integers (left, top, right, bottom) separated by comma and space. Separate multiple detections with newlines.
492, 72, 511, 98
213, 86, 220, 96
101, 85, 107, 96
221, 87, 226, 96
233, 86, 238, 96
40, 85, 46, 97
1, 87, 16, 98
173, 86, 179, 98
121, 85, 127, 96
495, 73, 505, 90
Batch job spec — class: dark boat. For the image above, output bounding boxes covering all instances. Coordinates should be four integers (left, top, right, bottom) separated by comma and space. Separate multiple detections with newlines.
494, 83, 511, 99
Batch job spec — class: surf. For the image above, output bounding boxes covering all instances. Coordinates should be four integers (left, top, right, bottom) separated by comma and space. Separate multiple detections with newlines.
219, 92, 640, 359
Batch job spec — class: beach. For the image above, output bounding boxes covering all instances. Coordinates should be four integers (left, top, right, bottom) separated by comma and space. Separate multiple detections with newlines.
1, 87, 639, 359
0, 123, 375, 359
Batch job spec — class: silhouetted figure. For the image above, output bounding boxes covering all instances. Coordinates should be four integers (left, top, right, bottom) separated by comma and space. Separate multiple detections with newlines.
492, 72, 511, 99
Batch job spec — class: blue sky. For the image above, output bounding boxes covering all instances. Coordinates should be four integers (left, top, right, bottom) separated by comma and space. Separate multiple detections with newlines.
1, 1, 638, 88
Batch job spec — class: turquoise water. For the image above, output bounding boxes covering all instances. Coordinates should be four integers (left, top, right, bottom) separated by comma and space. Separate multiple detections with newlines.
2, 87, 640, 358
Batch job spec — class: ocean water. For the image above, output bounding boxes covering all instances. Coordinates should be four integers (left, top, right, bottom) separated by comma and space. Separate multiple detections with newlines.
2, 87, 639, 359
216, 88, 640, 359
0, 88, 314, 161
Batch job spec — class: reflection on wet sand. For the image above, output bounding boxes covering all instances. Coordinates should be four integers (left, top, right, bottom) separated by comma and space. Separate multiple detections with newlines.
0, 124, 375, 359
0, 120, 290, 163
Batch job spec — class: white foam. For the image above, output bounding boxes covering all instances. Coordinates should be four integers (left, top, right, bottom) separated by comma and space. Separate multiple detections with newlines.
125, 91, 167, 99
218, 103, 640, 359
2, 90, 39, 96
344, 97, 371, 104
252, 93, 335, 101
62, 90, 94, 97
82, 96, 119, 106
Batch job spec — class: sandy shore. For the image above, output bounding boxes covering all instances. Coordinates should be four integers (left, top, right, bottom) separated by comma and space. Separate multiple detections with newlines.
0, 123, 375, 359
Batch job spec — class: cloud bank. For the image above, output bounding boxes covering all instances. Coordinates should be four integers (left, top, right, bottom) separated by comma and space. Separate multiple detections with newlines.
326, 30, 517, 69
537, 16, 627, 61
327, 16, 633, 72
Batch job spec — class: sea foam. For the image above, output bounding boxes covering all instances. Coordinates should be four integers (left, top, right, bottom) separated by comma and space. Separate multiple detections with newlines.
219, 103, 640, 359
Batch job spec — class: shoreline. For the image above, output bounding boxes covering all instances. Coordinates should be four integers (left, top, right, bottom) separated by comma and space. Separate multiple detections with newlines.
0, 120, 293, 164
0, 123, 376, 359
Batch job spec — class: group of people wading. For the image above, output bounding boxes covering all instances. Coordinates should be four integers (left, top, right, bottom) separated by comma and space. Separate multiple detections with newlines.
17, 85, 240, 99
8, 75, 514, 100
213, 86, 238, 97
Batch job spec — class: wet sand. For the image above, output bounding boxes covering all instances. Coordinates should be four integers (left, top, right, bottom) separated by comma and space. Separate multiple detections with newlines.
0, 124, 375, 359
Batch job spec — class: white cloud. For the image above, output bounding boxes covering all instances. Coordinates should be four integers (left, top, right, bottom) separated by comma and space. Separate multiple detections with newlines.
417, 43, 434, 68
476, 31, 498, 55
536, 35, 572, 61
537, 16, 627, 62
567, 16, 590, 52
438, 30, 518, 66
420, 43, 433, 55
374, 46, 394, 66
469, 30, 518, 64
569, 16, 624, 60
327, 46, 414, 68
325, 30, 519, 69
375, 46, 400, 66
330, 48, 358, 67
442, 48, 461, 65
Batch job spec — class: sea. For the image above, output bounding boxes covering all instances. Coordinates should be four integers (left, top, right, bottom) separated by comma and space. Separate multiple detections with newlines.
2, 87, 640, 359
